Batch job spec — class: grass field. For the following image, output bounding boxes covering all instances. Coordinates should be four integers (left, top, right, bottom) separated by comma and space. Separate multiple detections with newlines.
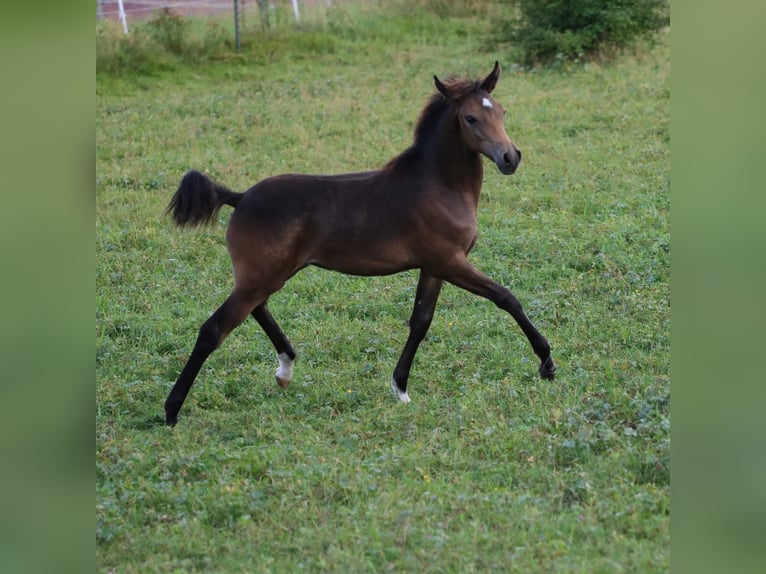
97, 7, 669, 572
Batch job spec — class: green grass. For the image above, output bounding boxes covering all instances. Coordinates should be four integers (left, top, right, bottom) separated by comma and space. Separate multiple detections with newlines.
97, 9, 669, 572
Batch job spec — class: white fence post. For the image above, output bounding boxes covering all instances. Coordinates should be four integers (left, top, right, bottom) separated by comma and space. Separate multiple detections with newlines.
291, 0, 300, 23
117, 0, 129, 34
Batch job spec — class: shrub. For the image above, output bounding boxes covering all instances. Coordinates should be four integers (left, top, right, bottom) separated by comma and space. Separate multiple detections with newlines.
96, 21, 163, 75
145, 8, 189, 56
97, 11, 237, 76
496, 0, 669, 67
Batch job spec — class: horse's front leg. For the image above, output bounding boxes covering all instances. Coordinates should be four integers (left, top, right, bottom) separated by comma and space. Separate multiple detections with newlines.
391, 271, 443, 402
435, 256, 555, 380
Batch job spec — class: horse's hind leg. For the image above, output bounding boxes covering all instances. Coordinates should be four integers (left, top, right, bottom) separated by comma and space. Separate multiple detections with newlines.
391, 272, 443, 403
164, 288, 262, 426
251, 302, 296, 388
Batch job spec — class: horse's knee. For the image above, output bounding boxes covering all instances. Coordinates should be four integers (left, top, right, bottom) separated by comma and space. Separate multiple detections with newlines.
409, 309, 434, 334
409, 295, 437, 330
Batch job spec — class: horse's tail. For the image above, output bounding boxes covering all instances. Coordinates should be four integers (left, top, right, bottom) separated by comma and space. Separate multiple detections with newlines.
166, 170, 244, 228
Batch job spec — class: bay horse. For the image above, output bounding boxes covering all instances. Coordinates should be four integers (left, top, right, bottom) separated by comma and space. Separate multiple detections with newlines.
164, 62, 555, 426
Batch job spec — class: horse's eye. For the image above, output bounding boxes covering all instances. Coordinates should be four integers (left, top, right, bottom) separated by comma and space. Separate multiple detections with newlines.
465, 115, 477, 125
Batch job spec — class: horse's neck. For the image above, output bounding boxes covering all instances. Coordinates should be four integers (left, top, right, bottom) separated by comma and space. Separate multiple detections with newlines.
427, 119, 484, 206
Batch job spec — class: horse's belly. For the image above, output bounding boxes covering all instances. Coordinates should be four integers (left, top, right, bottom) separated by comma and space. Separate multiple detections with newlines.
309, 242, 418, 277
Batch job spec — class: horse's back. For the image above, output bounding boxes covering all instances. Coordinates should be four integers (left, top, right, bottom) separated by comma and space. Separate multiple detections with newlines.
225, 169, 429, 277
228, 169, 424, 235
226, 170, 384, 256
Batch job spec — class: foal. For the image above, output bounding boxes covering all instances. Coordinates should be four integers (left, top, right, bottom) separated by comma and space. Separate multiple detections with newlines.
164, 62, 555, 426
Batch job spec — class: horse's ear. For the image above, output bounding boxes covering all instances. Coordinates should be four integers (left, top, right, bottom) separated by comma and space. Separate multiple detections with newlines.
434, 75, 448, 97
480, 61, 501, 94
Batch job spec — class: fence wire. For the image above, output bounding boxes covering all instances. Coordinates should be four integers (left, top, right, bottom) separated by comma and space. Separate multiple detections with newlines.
97, 1, 251, 20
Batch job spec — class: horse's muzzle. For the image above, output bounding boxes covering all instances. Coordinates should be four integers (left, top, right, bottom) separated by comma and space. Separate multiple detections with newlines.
493, 146, 521, 175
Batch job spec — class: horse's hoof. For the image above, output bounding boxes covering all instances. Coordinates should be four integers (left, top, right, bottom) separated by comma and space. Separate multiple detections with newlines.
165, 414, 178, 427
275, 352, 294, 388
390, 378, 411, 404
539, 355, 556, 380
275, 375, 290, 389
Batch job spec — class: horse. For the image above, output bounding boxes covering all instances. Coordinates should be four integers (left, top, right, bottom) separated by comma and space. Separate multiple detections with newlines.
163, 61, 555, 426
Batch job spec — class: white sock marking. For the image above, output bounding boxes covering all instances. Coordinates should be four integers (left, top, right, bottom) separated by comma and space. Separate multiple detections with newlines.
390, 378, 411, 404
276, 352, 294, 382
482, 97, 493, 109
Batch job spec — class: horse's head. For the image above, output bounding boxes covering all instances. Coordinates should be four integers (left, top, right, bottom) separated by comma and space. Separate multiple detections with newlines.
435, 62, 521, 175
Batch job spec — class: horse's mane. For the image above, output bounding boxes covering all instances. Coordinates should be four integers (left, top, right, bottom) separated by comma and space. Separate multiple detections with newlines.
385, 77, 481, 171
414, 78, 481, 146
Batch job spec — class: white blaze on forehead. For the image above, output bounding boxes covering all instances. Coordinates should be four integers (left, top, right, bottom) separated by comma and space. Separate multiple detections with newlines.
482, 97, 493, 109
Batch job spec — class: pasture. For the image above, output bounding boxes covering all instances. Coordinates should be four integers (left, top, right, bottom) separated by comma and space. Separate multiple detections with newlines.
97, 8, 669, 572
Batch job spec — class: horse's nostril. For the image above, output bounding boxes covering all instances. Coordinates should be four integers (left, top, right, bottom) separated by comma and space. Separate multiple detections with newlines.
504, 149, 521, 165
